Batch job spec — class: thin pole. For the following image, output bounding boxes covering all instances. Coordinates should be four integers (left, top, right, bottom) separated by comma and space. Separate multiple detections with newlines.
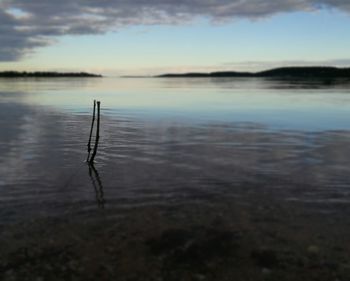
89, 101, 100, 164
86, 100, 96, 162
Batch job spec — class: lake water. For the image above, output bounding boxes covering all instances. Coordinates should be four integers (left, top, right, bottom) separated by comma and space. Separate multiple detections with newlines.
1, 77, 350, 225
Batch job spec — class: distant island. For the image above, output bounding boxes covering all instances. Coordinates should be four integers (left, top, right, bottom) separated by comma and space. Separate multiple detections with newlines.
0, 71, 102, 78
157, 66, 350, 79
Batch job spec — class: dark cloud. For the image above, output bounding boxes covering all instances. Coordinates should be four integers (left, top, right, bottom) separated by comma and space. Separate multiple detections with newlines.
0, 0, 350, 61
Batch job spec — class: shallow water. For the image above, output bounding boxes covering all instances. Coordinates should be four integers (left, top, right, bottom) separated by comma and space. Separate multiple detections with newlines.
0, 77, 350, 224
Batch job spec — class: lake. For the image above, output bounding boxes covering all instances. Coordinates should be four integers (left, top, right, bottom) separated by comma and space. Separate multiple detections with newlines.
1, 77, 350, 280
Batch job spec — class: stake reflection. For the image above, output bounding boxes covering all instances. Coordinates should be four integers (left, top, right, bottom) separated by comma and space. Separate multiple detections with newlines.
88, 164, 105, 209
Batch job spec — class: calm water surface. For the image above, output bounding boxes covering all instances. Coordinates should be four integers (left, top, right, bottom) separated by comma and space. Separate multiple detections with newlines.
0, 77, 350, 224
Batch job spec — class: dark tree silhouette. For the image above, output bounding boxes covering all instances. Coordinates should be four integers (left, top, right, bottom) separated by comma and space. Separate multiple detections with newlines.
0, 71, 102, 78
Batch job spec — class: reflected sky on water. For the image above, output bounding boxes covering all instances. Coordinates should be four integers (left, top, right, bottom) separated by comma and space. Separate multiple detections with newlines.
0, 77, 350, 224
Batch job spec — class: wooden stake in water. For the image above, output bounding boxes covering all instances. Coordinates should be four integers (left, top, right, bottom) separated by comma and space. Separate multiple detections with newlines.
89, 101, 101, 164
86, 100, 96, 162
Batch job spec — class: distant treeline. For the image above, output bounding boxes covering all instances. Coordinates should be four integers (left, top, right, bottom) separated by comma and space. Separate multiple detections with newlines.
0, 71, 102, 78
158, 67, 350, 79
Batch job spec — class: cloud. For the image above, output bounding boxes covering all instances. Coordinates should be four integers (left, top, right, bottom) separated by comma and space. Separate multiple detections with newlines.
1, 0, 350, 61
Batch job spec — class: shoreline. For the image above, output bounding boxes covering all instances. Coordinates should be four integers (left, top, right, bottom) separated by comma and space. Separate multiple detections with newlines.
0, 71, 102, 78
157, 66, 350, 79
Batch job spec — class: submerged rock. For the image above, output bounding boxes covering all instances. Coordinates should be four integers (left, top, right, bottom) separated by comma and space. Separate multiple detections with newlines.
251, 248, 279, 268
307, 245, 320, 256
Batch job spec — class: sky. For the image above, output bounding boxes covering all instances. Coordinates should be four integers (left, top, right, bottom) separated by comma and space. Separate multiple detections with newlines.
0, 0, 350, 76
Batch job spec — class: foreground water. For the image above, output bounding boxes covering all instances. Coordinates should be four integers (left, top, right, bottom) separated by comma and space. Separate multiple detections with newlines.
1, 77, 350, 280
